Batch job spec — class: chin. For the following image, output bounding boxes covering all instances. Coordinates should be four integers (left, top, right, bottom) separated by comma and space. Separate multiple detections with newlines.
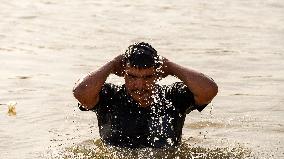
133, 96, 147, 104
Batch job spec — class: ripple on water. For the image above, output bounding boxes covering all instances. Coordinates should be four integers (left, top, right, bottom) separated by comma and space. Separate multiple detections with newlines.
18, 16, 37, 19
46, 139, 253, 159
186, 121, 231, 129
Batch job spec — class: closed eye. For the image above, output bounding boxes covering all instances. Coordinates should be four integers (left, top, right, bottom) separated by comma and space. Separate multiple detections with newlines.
144, 75, 154, 79
126, 73, 154, 79
127, 74, 137, 79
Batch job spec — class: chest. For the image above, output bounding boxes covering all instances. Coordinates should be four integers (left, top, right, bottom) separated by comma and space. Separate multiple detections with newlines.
99, 100, 183, 133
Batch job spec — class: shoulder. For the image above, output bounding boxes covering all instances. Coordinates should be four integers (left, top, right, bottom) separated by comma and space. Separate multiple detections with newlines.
165, 82, 190, 94
160, 82, 194, 105
163, 82, 198, 113
99, 83, 127, 103
101, 83, 123, 94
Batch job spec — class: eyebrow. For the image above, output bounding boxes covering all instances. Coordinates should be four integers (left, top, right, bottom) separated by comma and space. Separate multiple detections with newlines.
126, 73, 154, 78
127, 73, 137, 77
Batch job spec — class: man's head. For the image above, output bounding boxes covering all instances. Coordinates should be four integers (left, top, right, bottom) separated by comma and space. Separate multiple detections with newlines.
124, 42, 161, 107
124, 42, 161, 69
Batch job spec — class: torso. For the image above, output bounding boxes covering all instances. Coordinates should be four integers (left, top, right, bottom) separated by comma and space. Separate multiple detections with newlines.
95, 84, 187, 148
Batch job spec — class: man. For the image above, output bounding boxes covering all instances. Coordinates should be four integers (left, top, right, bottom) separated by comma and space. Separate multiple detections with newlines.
73, 42, 218, 148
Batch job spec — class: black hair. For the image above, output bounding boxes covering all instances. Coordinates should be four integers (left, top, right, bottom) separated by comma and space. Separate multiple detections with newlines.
124, 42, 161, 68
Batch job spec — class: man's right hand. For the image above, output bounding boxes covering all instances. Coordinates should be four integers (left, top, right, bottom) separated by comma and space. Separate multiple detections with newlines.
111, 54, 125, 77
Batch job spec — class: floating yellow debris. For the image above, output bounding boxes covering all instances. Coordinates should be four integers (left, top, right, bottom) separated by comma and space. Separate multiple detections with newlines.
7, 101, 17, 116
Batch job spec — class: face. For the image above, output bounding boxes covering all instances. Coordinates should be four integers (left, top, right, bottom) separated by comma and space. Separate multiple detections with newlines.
124, 66, 158, 107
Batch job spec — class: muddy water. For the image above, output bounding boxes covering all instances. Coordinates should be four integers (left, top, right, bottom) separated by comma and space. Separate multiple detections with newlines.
0, 0, 283, 158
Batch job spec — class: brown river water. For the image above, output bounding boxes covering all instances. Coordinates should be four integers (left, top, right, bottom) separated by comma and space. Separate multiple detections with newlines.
0, 0, 283, 158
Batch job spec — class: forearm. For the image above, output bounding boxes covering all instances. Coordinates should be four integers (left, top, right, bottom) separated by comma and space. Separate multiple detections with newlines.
73, 61, 114, 109
166, 61, 218, 105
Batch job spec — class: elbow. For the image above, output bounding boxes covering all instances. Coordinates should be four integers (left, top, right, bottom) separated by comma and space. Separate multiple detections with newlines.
73, 85, 86, 105
201, 82, 218, 105
194, 80, 218, 106
72, 85, 97, 110
207, 81, 218, 102
211, 81, 218, 98
73, 88, 89, 109
73, 85, 81, 101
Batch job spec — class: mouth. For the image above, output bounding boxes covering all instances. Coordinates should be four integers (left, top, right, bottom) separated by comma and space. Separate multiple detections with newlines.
131, 90, 150, 98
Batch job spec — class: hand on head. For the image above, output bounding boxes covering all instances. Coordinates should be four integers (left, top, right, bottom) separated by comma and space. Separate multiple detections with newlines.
111, 54, 126, 77
111, 42, 172, 79
156, 57, 172, 79
111, 53, 172, 80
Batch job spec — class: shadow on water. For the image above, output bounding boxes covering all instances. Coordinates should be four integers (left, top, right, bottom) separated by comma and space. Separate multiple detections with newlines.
50, 139, 253, 159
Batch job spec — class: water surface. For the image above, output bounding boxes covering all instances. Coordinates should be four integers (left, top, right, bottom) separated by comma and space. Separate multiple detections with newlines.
0, 0, 283, 158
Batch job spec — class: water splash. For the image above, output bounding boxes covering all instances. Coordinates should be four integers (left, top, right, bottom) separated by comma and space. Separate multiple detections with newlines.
49, 139, 252, 159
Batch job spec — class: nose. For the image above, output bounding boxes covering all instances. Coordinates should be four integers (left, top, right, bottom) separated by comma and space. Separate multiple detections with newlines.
135, 78, 146, 90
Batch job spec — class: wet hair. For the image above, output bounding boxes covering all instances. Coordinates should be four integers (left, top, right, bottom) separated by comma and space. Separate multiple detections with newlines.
124, 42, 161, 68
